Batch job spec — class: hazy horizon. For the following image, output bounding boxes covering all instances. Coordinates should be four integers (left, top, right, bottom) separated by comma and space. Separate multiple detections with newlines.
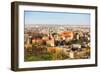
25, 24, 90, 26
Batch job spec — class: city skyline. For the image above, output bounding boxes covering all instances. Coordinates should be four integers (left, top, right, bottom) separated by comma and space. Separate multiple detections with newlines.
24, 11, 90, 25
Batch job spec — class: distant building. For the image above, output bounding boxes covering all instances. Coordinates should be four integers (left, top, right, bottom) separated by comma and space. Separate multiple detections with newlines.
60, 31, 74, 41
69, 50, 74, 59
46, 36, 55, 47
71, 44, 81, 51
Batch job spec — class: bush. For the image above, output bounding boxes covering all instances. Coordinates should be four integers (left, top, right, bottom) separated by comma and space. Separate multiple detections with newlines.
41, 52, 53, 60
24, 55, 41, 61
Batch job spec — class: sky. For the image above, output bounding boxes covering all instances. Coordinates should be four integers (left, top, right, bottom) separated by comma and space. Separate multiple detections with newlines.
24, 11, 90, 25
